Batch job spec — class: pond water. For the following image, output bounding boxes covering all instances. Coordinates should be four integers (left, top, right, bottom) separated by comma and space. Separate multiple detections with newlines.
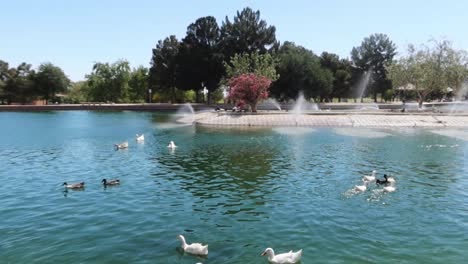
0, 111, 467, 263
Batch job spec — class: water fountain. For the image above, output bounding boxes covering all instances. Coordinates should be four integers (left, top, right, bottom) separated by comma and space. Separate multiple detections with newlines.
448, 82, 468, 114
291, 92, 320, 115
172, 103, 195, 125
260, 98, 282, 111
353, 70, 372, 103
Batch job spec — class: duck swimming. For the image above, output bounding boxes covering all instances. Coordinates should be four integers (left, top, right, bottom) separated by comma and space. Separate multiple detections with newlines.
63, 182, 85, 189
376, 174, 396, 185
261, 248, 302, 264
383, 185, 396, 193
167, 141, 177, 149
136, 134, 144, 142
363, 170, 377, 182
177, 235, 208, 256
102, 179, 120, 186
115, 141, 129, 149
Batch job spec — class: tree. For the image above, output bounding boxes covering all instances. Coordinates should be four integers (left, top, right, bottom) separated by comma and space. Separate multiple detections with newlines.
320, 52, 353, 101
228, 73, 272, 112
35, 63, 70, 104
351, 33, 397, 102
220, 7, 277, 59
149, 35, 180, 103
86, 60, 131, 103
387, 40, 468, 108
129, 66, 149, 102
0, 60, 9, 104
224, 51, 279, 81
4, 63, 36, 104
270, 42, 333, 102
177, 16, 224, 103
65, 81, 89, 103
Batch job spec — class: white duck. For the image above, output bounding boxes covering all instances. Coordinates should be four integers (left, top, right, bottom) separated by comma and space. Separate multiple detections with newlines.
386, 175, 396, 183
167, 141, 177, 149
383, 185, 396, 193
261, 248, 302, 264
136, 134, 145, 142
363, 170, 377, 182
115, 141, 129, 149
177, 235, 208, 256
354, 181, 368, 192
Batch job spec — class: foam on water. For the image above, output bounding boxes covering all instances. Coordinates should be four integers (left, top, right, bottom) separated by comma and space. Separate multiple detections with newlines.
272, 127, 316, 135
333, 128, 392, 138
430, 129, 468, 141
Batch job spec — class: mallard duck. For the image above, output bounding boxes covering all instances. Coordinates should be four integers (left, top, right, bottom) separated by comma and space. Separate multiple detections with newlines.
63, 182, 85, 189
115, 141, 129, 149
136, 134, 144, 142
363, 170, 377, 182
167, 141, 177, 149
177, 235, 208, 256
376, 174, 396, 185
261, 248, 302, 264
102, 179, 120, 186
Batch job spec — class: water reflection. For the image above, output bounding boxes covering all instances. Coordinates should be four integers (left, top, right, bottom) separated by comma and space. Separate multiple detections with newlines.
155, 131, 281, 220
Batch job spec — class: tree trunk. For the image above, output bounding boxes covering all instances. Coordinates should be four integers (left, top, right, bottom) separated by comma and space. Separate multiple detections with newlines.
250, 103, 257, 112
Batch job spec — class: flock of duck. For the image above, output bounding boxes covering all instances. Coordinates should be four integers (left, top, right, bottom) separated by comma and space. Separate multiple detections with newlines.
177, 234, 302, 264
63, 134, 177, 190
354, 170, 397, 193
63, 134, 396, 263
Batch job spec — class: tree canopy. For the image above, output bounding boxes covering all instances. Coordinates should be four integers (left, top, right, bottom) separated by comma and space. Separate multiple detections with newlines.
220, 7, 277, 59
35, 63, 70, 104
387, 40, 468, 107
270, 42, 333, 102
351, 33, 397, 101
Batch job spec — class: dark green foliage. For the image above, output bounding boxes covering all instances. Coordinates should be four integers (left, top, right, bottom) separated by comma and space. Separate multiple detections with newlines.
271, 42, 333, 102
220, 7, 277, 59
320, 52, 353, 101
149, 35, 180, 102
3, 63, 36, 104
35, 63, 70, 104
351, 33, 397, 101
129, 66, 149, 102
86, 60, 131, 103
176, 16, 224, 103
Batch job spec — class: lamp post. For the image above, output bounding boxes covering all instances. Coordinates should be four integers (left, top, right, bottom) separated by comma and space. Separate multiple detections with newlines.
148, 89, 152, 103
202, 87, 208, 104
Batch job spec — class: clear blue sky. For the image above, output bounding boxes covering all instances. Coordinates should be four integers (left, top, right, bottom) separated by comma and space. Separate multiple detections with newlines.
1, 0, 467, 81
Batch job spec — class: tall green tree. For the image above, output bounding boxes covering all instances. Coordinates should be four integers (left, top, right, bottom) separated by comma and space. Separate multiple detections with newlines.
149, 35, 180, 103
4, 63, 36, 104
271, 42, 333, 102
35, 62, 70, 104
388, 40, 468, 107
220, 7, 277, 59
86, 60, 131, 103
129, 66, 149, 102
351, 33, 397, 102
177, 16, 224, 103
0, 60, 9, 104
65, 81, 90, 103
320, 52, 353, 101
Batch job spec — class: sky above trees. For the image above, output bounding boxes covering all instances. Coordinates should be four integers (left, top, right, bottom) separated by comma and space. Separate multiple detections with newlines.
1, 0, 467, 81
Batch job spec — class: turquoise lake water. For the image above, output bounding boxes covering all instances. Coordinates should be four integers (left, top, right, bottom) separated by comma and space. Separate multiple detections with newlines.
0, 111, 467, 263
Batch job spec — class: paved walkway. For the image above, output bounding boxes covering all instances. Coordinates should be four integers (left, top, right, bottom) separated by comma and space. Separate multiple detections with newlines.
193, 112, 468, 127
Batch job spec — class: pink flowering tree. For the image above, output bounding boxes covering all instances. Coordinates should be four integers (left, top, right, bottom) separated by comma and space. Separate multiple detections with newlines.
228, 73, 272, 112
